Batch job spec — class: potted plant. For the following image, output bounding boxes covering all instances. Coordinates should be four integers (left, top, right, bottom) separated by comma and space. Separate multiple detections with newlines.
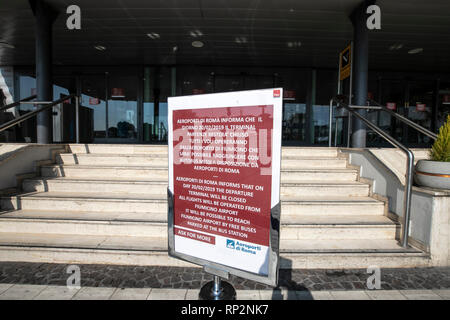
414, 115, 450, 189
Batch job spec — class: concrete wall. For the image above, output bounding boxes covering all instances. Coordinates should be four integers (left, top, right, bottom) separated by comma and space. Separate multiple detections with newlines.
0, 143, 66, 191
342, 148, 450, 266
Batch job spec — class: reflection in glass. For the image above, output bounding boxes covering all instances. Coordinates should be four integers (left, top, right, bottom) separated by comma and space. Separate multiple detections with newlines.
283, 103, 305, 143
108, 98, 137, 139
313, 105, 333, 145
107, 76, 137, 140
82, 77, 106, 139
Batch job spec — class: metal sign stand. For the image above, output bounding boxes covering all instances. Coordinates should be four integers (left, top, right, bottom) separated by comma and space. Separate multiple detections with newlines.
168, 89, 283, 300
199, 275, 236, 300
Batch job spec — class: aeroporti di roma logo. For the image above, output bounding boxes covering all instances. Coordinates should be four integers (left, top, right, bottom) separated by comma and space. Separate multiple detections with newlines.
226, 239, 235, 249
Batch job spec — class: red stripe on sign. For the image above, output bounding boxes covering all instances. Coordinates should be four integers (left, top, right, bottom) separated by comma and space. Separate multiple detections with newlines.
175, 227, 216, 245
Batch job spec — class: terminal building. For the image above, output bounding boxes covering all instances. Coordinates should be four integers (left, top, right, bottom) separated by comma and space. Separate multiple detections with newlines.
0, 1, 449, 273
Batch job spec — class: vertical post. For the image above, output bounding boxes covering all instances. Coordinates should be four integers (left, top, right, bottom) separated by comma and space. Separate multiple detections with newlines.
431, 78, 440, 133
137, 67, 144, 142
401, 150, 414, 248
33, 0, 56, 144
143, 67, 151, 142
105, 72, 109, 139
350, 2, 371, 148
335, 117, 339, 146
336, 51, 342, 147
75, 76, 81, 143
212, 276, 222, 299
403, 80, 410, 144
305, 69, 315, 145
75, 96, 79, 143
329, 100, 333, 147
171, 66, 176, 97
347, 41, 354, 148
154, 66, 160, 140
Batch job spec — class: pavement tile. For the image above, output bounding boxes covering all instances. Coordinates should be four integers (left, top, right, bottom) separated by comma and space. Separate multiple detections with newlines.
72, 287, 116, 300
185, 289, 200, 300
310, 291, 335, 300
148, 288, 187, 300
294, 291, 314, 300
401, 290, 443, 300
330, 290, 371, 300
0, 284, 47, 300
33, 285, 80, 300
236, 290, 261, 300
365, 290, 407, 300
259, 289, 296, 300
0, 283, 14, 295
0, 263, 449, 293
109, 288, 151, 300
259, 290, 279, 300
432, 289, 450, 300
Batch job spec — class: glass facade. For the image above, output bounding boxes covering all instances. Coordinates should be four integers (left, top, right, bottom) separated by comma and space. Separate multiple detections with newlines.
5, 65, 449, 147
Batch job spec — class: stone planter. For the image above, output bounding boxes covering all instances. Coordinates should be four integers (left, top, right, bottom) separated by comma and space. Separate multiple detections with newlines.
414, 160, 450, 190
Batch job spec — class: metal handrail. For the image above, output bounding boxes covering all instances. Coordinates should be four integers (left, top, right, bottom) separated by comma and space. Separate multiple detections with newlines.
0, 94, 77, 133
366, 98, 437, 141
331, 96, 414, 248
0, 94, 37, 112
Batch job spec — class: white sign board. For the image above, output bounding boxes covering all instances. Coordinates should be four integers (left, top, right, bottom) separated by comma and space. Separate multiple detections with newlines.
167, 88, 282, 286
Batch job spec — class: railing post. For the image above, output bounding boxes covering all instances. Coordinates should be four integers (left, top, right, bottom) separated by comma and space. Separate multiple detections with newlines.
329, 100, 333, 147
334, 117, 339, 147
75, 95, 80, 143
347, 113, 352, 147
401, 150, 415, 248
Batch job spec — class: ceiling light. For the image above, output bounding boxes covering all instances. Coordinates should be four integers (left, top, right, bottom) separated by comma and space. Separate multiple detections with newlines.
0, 42, 15, 49
94, 45, 106, 51
190, 30, 203, 38
389, 43, 403, 50
408, 48, 423, 54
235, 37, 248, 44
287, 41, 301, 48
192, 41, 204, 48
147, 32, 160, 39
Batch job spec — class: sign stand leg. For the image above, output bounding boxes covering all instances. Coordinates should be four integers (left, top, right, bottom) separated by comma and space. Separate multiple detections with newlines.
199, 275, 236, 300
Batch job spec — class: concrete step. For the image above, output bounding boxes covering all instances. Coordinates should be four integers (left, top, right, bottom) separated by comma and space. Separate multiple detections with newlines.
280, 169, 358, 182
281, 182, 369, 197
281, 158, 347, 169
281, 147, 338, 158
41, 165, 359, 183
23, 178, 168, 195
0, 214, 167, 238
0, 233, 429, 269
68, 144, 339, 158
281, 196, 384, 215
23, 178, 367, 197
1, 192, 385, 215
0, 210, 397, 240
68, 144, 168, 155
40, 165, 168, 180
1, 192, 168, 213
57, 153, 168, 166
281, 215, 399, 240
58, 154, 349, 171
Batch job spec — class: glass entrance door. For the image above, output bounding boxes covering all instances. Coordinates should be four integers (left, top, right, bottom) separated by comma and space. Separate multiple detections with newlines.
81, 73, 138, 143
81, 75, 107, 141
107, 75, 138, 142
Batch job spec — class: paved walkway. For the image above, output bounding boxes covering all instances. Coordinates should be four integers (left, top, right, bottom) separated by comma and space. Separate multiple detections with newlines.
0, 262, 449, 300
0, 283, 449, 300
1, 262, 449, 291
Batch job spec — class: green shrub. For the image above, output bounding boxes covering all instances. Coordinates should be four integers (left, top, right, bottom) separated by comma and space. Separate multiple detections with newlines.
430, 115, 450, 162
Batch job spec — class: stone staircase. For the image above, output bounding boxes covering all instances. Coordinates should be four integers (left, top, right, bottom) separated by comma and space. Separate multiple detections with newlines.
0, 144, 430, 269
